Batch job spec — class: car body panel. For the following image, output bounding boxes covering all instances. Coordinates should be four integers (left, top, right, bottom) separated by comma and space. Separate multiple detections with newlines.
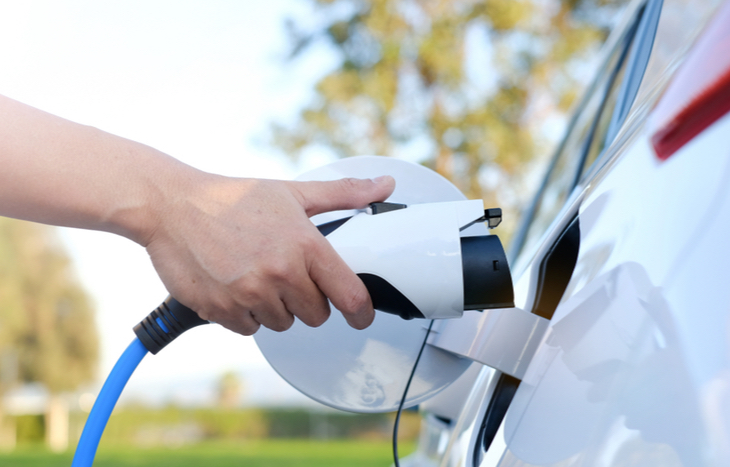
409, 0, 730, 465
495, 112, 730, 467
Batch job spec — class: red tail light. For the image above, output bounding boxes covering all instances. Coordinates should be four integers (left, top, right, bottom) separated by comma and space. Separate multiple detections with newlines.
650, 0, 730, 160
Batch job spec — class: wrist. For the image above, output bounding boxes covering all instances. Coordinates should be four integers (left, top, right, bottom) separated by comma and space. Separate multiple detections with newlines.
104, 148, 203, 248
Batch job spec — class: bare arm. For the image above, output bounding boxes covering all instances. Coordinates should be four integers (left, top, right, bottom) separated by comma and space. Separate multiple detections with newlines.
0, 94, 395, 334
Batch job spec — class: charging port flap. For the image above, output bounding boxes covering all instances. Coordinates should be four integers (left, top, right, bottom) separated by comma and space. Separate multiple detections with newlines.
427, 308, 549, 379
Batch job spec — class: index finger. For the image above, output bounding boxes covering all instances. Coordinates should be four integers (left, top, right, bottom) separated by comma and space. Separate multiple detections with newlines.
307, 237, 374, 329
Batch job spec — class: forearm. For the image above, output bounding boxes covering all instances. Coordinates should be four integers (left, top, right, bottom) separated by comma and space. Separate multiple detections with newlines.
0, 94, 193, 245
0, 93, 395, 334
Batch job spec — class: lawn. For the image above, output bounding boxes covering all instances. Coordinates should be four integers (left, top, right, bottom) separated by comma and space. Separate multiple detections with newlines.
0, 439, 409, 467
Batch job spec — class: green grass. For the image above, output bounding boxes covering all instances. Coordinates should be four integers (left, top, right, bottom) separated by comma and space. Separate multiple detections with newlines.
0, 439, 411, 467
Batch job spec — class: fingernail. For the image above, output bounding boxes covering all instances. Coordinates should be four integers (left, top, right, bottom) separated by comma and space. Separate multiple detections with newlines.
372, 175, 391, 183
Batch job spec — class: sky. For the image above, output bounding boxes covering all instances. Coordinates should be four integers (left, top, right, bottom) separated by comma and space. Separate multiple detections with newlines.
0, 0, 342, 406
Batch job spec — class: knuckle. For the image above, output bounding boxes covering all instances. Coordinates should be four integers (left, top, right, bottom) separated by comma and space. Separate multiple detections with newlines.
301, 230, 320, 247
239, 322, 261, 336
266, 258, 294, 282
311, 313, 329, 328
237, 276, 266, 300
281, 315, 296, 331
195, 296, 230, 322
303, 306, 330, 328
270, 313, 295, 332
338, 177, 360, 190
301, 234, 325, 257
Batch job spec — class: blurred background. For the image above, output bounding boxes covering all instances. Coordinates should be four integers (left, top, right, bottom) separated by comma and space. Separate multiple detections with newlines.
0, 0, 626, 464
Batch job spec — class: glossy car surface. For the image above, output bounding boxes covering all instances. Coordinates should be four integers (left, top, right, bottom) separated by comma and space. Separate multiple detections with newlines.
407, 0, 730, 465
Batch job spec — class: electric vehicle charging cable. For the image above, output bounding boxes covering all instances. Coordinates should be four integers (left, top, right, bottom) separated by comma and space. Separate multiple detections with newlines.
71, 300, 433, 467
72, 298, 207, 467
72, 300, 435, 467
71, 339, 147, 467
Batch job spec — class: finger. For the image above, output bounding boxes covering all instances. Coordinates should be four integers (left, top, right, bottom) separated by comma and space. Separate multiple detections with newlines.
290, 176, 396, 217
308, 239, 374, 330
213, 309, 261, 336
280, 273, 331, 328
249, 297, 296, 333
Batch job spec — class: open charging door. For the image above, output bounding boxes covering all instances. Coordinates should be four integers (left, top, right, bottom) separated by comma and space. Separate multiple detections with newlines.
254, 156, 481, 413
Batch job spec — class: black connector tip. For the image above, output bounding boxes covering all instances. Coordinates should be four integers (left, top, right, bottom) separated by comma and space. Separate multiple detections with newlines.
461, 235, 514, 310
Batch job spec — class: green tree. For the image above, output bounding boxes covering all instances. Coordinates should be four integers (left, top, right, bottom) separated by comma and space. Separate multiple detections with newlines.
0, 217, 98, 449
273, 0, 626, 237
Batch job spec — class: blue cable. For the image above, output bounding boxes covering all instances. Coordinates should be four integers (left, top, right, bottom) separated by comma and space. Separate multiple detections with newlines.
71, 297, 207, 466
72, 338, 148, 467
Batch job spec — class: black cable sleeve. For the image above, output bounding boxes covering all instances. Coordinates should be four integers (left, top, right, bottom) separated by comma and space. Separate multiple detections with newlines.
393, 319, 435, 467
133, 296, 208, 354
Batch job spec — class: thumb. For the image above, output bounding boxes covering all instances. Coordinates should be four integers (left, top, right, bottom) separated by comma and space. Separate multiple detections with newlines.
290, 176, 396, 217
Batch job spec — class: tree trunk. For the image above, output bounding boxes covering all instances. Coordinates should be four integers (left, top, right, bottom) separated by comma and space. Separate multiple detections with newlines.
0, 406, 16, 451
45, 394, 68, 452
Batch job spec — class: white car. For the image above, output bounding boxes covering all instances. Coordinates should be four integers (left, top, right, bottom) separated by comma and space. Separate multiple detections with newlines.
406, 0, 730, 465
70, 0, 730, 464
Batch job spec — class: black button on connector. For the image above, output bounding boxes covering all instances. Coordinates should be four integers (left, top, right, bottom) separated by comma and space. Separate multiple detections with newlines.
369, 202, 407, 215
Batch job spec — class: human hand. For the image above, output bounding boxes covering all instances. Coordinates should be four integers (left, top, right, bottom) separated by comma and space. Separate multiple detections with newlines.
0, 94, 395, 335
143, 173, 395, 336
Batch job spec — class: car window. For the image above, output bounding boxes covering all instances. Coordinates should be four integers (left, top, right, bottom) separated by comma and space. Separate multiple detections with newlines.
578, 59, 629, 178
583, 0, 664, 179
512, 43, 627, 261
510, 6, 644, 263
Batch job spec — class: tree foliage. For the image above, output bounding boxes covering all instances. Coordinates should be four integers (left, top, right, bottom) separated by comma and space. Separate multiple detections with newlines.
273, 0, 627, 235
0, 218, 98, 394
